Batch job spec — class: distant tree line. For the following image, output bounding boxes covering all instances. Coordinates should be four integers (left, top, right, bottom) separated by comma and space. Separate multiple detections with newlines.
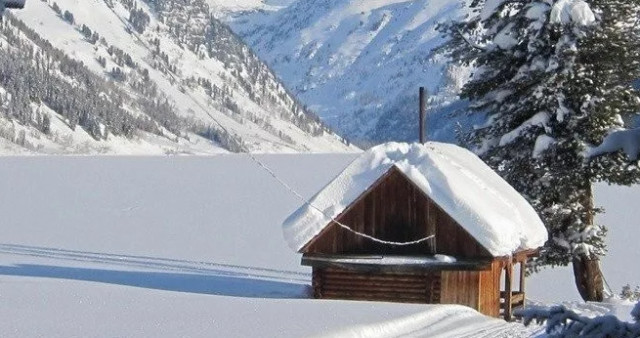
0, 3, 255, 152
0, 0, 347, 151
0, 14, 177, 141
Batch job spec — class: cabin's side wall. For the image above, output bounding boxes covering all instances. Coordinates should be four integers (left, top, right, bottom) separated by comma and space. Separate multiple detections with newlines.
440, 270, 480, 312
303, 168, 492, 259
439, 261, 503, 318
478, 260, 503, 317
311, 267, 442, 304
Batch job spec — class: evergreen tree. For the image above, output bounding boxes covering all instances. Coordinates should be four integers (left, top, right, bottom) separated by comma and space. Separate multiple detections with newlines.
52, 2, 61, 15
63, 10, 74, 24
439, 0, 640, 301
129, 8, 150, 34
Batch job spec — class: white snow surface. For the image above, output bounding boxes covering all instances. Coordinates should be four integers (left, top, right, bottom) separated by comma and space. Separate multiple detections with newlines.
549, 0, 596, 26
0, 154, 541, 337
309, 255, 457, 266
205, 0, 294, 15
494, 23, 518, 49
533, 135, 556, 158
481, 0, 504, 20
587, 128, 640, 161
499, 112, 550, 147
526, 2, 551, 21
282, 142, 547, 256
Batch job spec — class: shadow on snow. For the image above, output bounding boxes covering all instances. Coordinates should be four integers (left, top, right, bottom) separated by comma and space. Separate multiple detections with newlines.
0, 243, 310, 299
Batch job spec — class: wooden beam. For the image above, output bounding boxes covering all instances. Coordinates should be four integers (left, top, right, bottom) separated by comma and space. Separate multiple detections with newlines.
519, 261, 526, 291
500, 291, 525, 306
302, 254, 493, 273
419, 87, 426, 144
518, 261, 527, 309
494, 249, 540, 264
323, 275, 429, 285
323, 284, 428, 294
512, 292, 525, 306
321, 292, 428, 303
312, 268, 323, 298
512, 249, 540, 263
504, 262, 513, 321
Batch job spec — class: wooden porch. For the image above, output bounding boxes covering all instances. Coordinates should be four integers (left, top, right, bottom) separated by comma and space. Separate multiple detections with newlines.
500, 252, 531, 320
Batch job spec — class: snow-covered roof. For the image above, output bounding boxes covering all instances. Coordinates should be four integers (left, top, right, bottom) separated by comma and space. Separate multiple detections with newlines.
282, 142, 548, 257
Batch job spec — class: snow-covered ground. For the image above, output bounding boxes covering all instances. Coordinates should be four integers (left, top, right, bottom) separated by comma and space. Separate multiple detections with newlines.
206, 0, 294, 15
0, 155, 637, 336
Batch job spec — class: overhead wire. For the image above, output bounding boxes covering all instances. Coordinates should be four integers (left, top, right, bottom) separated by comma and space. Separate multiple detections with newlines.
250, 153, 435, 246
100, 0, 435, 246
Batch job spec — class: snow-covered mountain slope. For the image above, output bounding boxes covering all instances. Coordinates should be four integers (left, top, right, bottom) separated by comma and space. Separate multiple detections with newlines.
205, 0, 294, 16
0, 0, 355, 154
230, 0, 476, 145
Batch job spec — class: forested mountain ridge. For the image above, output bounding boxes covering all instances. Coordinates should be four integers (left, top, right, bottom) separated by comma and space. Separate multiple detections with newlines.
0, 0, 354, 154
228, 0, 474, 146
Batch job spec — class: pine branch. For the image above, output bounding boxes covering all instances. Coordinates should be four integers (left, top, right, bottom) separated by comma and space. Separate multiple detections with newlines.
456, 28, 487, 52
519, 304, 640, 337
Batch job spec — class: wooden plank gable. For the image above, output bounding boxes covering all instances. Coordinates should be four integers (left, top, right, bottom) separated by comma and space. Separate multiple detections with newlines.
301, 166, 493, 258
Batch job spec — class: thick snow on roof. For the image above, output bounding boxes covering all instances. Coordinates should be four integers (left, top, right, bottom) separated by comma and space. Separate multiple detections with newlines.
282, 142, 548, 256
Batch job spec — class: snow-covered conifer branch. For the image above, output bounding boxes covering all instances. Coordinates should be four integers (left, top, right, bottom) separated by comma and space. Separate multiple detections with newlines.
519, 303, 640, 337
455, 28, 487, 52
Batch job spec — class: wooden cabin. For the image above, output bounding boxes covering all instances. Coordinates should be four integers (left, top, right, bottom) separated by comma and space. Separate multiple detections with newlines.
282, 142, 548, 320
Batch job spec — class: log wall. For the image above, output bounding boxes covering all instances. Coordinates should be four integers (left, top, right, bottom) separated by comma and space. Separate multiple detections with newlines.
311, 263, 505, 318
312, 267, 441, 304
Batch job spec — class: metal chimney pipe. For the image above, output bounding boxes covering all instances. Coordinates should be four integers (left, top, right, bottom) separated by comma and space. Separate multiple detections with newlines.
419, 87, 426, 144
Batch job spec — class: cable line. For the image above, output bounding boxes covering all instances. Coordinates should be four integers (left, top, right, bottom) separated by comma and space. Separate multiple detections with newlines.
100, 0, 434, 246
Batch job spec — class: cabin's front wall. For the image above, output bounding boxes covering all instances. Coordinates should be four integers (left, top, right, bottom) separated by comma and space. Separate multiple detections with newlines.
302, 168, 492, 259
310, 261, 505, 318
304, 169, 434, 255
311, 267, 442, 304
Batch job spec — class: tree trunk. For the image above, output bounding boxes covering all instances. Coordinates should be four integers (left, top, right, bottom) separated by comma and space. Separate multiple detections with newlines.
572, 255, 604, 302
571, 183, 604, 302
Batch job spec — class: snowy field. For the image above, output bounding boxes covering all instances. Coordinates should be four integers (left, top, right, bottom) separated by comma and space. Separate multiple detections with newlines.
0, 154, 637, 336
